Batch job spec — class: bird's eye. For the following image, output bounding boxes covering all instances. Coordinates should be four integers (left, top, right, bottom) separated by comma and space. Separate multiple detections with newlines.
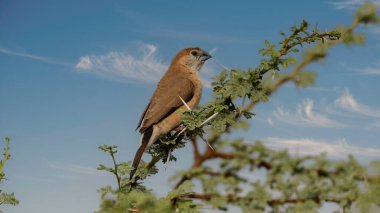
191, 51, 197, 56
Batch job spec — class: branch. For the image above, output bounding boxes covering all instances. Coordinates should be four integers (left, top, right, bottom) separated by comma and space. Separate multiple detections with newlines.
110, 151, 122, 191
190, 138, 201, 162
174, 147, 380, 193
178, 15, 362, 175
179, 192, 342, 207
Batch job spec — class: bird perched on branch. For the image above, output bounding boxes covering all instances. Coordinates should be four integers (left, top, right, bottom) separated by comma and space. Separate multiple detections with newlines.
130, 47, 212, 180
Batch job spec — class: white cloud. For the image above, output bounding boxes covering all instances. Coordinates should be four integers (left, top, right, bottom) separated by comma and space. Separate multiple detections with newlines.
360, 67, 380, 75
16, 175, 53, 183
0, 47, 65, 65
75, 43, 166, 83
338, 60, 380, 76
265, 137, 380, 158
266, 118, 275, 127
371, 120, 380, 128
371, 26, 380, 36
48, 161, 105, 176
353, 58, 380, 75
335, 89, 380, 118
270, 99, 345, 128
75, 56, 93, 70
75, 43, 218, 87
330, 0, 380, 10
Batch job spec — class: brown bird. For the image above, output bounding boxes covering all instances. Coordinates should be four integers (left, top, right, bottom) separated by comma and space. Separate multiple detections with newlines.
130, 47, 212, 179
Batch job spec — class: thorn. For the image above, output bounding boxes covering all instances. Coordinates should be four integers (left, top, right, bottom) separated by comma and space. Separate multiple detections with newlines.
177, 96, 190, 136
199, 134, 214, 151
209, 48, 217, 55
177, 126, 187, 136
200, 112, 219, 126
198, 112, 219, 151
214, 59, 231, 71
177, 112, 219, 138
176, 99, 219, 151
178, 96, 191, 110
164, 150, 171, 171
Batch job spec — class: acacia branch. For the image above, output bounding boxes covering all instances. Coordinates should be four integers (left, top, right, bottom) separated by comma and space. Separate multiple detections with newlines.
174, 147, 380, 190
179, 192, 342, 207
169, 13, 377, 209
190, 138, 200, 161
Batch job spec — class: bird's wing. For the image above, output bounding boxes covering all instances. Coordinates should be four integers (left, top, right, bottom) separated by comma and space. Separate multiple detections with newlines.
137, 73, 194, 133
136, 101, 151, 131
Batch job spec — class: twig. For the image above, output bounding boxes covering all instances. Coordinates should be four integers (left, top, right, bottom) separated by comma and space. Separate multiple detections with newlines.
110, 151, 121, 191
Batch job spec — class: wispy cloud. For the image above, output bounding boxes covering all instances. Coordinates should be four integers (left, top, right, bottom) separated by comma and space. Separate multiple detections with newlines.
370, 26, 380, 36
330, 0, 380, 10
0, 47, 66, 65
335, 89, 380, 118
372, 120, 380, 128
338, 60, 380, 76
48, 161, 105, 176
75, 43, 218, 87
265, 137, 380, 158
359, 67, 380, 75
269, 99, 345, 128
359, 58, 380, 75
266, 118, 275, 127
16, 175, 54, 183
75, 43, 166, 83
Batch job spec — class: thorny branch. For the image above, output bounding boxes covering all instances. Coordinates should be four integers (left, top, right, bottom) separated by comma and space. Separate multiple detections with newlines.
180, 192, 342, 207
96, 4, 380, 213
171, 13, 377, 205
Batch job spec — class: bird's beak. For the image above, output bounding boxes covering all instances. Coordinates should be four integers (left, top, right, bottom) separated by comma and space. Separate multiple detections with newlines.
200, 52, 212, 62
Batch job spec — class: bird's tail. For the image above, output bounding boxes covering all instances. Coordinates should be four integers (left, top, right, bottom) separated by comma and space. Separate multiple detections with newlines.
129, 126, 153, 180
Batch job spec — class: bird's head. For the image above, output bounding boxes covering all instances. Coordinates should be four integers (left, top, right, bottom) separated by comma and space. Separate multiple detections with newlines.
172, 47, 212, 72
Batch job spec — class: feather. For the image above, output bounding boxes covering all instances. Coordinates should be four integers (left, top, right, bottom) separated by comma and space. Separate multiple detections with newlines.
130, 126, 153, 180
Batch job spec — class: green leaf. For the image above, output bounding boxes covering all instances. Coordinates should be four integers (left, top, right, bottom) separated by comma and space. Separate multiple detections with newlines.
242, 111, 255, 119
293, 71, 317, 88
0, 192, 19, 206
167, 180, 194, 200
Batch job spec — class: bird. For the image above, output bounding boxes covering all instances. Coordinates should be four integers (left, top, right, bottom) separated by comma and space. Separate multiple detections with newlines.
130, 47, 212, 180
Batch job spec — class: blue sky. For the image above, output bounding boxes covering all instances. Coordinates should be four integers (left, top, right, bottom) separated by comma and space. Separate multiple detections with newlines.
1, 0, 380, 212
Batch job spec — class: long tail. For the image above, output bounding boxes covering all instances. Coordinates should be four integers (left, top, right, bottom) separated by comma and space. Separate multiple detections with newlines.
129, 127, 153, 180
